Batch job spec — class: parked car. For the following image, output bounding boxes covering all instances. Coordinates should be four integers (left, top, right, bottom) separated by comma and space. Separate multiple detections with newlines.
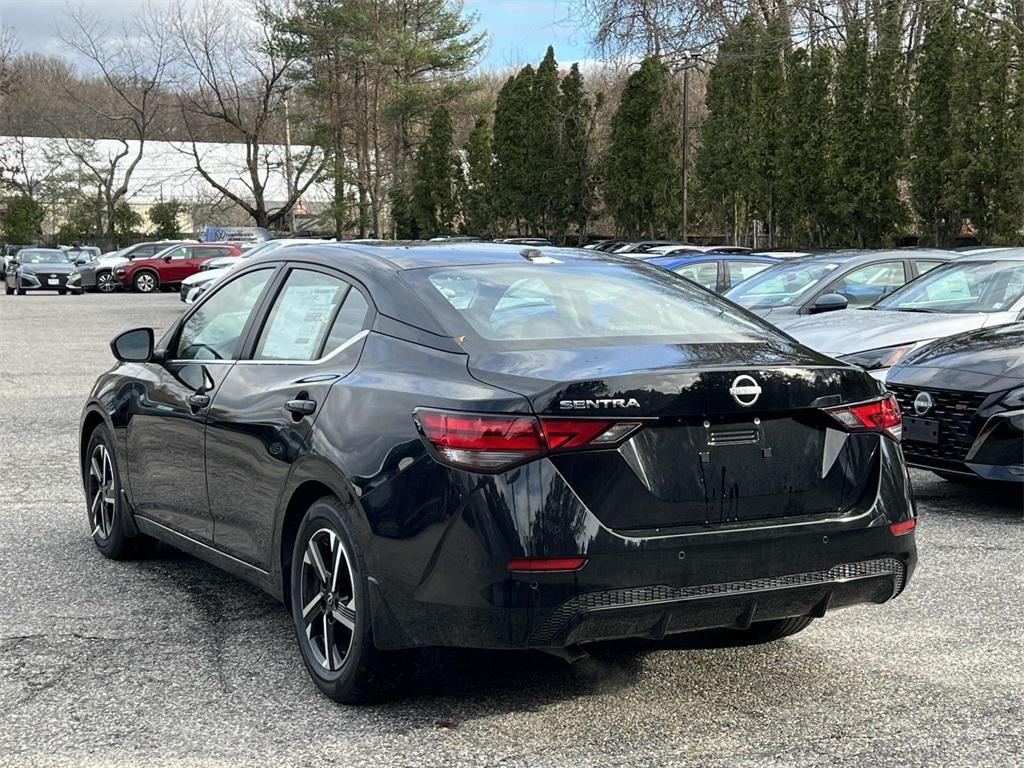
886, 323, 1024, 484
81, 242, 916, 703
642, 252, 783, 292
4, 248, 76, 295
725, 249, 954, 326
73, 240, 194, 293
113, 242, 241, 293
613, 240, 684, 254
646, 244, 753, 257
782, 250, 1024, 379
180, 239, 328, 304
585, 240, 627, 252
496, 237, 553, 246
1, 244, 31, 279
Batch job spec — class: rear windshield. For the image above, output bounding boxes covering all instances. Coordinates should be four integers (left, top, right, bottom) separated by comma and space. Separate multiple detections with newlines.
726, 261, 839, 308
406, 262, 777, 347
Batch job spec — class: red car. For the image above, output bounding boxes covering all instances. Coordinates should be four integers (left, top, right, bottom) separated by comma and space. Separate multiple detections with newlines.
114, 243, 242, 293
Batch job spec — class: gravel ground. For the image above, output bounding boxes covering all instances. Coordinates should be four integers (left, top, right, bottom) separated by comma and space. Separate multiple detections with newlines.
1, 290, 1022, 767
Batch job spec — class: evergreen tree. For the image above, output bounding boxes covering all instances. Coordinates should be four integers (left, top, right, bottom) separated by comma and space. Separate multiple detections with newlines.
461, 117, 496, 237
694, 16, 759, 243
830, 19, 873, 246
778, 46, 833, 246
1, 195, 43, 244
148, 200, 185, 240
493, 65, 535, 233
749, 15, 788, 247
411, 106, 459, 238
604, 57, 680, 238
530, 46, 562, 235
909, 5, 959, 246
558, 63, 597, 243
864, 1, 907, 245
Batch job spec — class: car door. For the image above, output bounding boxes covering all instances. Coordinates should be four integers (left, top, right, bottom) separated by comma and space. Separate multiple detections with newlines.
807, 260, 908, 311
206, 266, 372, 567
125, 268, 277, 542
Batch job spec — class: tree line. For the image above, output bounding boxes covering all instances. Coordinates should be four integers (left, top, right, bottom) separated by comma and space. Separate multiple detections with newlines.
2, 1, 1022, 248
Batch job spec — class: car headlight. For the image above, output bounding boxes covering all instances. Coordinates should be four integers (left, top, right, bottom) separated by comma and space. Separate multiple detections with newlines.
839, 344, 915, 371
1001, 387, 1024, 408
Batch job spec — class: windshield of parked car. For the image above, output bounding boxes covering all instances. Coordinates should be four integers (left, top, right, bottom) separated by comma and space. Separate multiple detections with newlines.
409, 262, 779, 347
18, 249, 69, 264
725, 260, 840, 308
873, 260, 1024, 313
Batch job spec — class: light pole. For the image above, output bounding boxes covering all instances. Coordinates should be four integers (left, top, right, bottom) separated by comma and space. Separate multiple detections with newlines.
677, 51, 701, 244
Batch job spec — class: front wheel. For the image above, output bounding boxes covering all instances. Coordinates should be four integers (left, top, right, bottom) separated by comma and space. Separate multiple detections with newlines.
133, 271, 158, 293
290, 497, 413, 703
84, 424, 143, 559
58, 289, 67, 295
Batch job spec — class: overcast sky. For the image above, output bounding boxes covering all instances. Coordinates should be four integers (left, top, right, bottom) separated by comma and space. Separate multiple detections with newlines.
0, 0, 589, 70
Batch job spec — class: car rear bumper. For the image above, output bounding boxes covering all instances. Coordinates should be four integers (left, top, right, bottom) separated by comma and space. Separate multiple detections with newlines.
360, 439, 918, 651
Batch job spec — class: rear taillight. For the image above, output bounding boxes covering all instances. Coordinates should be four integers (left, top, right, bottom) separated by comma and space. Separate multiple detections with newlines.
825, 395, 902, 441
889, 518, 916, 536
413, 409, 644, 472
507, 556, 587, 572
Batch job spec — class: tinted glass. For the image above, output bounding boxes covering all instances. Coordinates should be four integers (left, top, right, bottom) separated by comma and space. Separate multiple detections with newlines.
726, 261, 839, 308
825, 261, 906, 307
323, 290, 369, 352
255, 270, 349, 360
674, 261, 719, 290
176, 269, 272, 359
725, 260, 773, 288
19, 249, 69, 264
914, 260, 945, 275
874, 261, 1024, 313
414, 263, 775, 346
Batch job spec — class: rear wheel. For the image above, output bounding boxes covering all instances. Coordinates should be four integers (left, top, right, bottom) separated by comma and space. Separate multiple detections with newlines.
728, 616, 814, 644
96, 271, 117, 293
289, 496, 414, 703
133, 271, 158, 293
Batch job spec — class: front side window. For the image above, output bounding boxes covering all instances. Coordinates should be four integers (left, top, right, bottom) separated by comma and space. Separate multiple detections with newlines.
176, 269, 273, 359
413, 262, 775, 346
725, 261, 839, 308
823, 261, 907, 307
254, 270, 354, 361
875, 261, 1024, 313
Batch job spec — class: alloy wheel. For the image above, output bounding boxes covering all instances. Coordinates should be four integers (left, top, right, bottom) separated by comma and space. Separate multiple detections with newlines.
96, 272, 116, 292
88, 443, 116, 540
135, 273, 156, 293
299, 527, 356, 672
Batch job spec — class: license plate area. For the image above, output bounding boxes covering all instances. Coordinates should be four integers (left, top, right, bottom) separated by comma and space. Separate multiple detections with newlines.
903, 416, 939, 444
47, 278, 59, 285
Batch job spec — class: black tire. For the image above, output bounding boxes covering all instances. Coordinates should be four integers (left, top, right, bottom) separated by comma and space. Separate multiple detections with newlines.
289, 496, 414, 703
133, 270, 158, 293
16, 288, 25, 296
58, 289, 67, 295
96, 271, 117, 293
4, 284, 12, 296
84, 424, 145, 560
728, 616, 814, 645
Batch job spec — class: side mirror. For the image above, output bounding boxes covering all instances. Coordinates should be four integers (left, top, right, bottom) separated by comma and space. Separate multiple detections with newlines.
110, 328, 155, 362
162, 254, 173, 262
810, 293, 849, 314
75, 258, 87, 266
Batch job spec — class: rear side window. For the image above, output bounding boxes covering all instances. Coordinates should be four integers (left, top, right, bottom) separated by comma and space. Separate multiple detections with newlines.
726, 260, 772, 288
673, 262, 719, 290
914, 260, 945, 276
414, 263, 774, 346
254, 269, 364, 361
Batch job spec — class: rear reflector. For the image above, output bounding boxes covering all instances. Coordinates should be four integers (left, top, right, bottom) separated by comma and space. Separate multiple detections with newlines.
413, 408, 644, 472
889, 518, 916, 536
825, 395, 902, 441
507, 556, 587, 572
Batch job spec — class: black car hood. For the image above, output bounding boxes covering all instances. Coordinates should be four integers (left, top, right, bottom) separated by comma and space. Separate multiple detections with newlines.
20, 262, 75, 274
887, 323, 1024, 394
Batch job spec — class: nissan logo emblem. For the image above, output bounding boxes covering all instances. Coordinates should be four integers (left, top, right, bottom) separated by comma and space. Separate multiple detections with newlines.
729, 375, 762, 407
914, 392, 934, 415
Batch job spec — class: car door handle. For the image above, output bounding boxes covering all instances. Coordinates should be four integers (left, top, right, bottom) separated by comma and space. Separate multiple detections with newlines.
187, 393, 211, 410
286, 398, 317, 416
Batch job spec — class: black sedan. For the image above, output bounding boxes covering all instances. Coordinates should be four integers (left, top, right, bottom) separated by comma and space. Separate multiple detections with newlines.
80, 243, 917, 703
887, 323, 1024, 483
4, 248, 76, 295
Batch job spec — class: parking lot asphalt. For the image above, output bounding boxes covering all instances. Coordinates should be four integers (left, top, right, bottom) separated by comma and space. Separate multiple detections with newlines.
0, 291, 1022, 767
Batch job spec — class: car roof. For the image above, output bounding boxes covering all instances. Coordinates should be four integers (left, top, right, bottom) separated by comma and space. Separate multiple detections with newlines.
778, 248, 954, 266
645, 253, 778, 265
955, 247, 1024, 262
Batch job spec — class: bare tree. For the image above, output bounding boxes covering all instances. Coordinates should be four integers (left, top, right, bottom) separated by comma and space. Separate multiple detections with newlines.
171, 0, 327, 229
52, 3, 172, 236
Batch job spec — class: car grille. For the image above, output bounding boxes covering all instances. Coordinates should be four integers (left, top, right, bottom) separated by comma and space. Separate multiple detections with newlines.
888, 383, 986, 465
530, 558, 906, 644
